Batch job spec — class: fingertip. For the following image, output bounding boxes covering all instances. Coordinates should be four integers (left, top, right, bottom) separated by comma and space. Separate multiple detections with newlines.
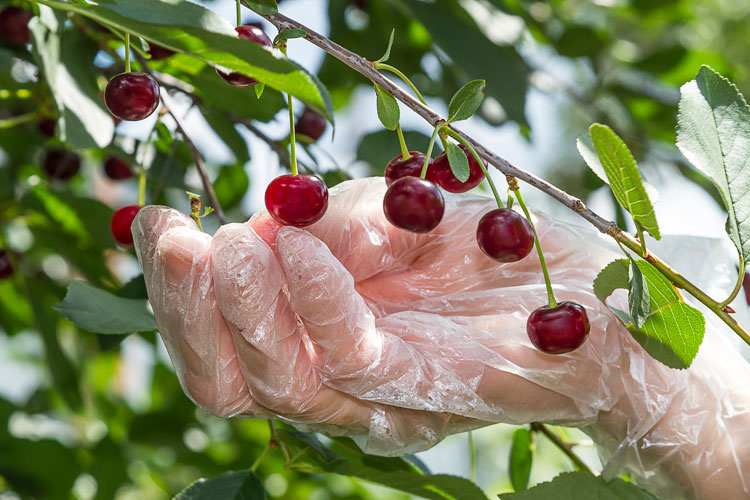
132, 206, 197, 271
248, 211, 282, 250
157, 226, 211, 283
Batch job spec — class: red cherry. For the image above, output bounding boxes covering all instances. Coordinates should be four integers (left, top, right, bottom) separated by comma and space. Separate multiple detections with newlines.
217, 26, 272, 87
43, 149, 80, 181
111, 205, 142, 246
103, 156, 133, 180
148, 43, 175, 60
384, 152, 438, 186
104, 72, 160, 121
476, 208, 534, 262
527, 302, 590, 354
265, 175, 328, 227
38, 118, 57, 138
0, 251, 13, 280
295, 108, 327, 141
383, 176, 445, 233
0, 6, 32, 45
433, 144, 485, 193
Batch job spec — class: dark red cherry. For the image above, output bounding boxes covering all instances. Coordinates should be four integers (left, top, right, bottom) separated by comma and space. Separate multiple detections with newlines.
265, 175, 328, 227
111, 205, 142, 246
148, 43, 175, 60
527, 302, 590, 354
104, 72, 160, 121
0, 6, 32, 45
295, 108, 327, 141
103, 156, 133, 180
217, 26, 272, 87
0, 251, 13, 280
384, 152, 438, 186
43, 149, 80, 181
38, 118, 57, 138
476, 208, 534, 262
383, 176, 445, 233
433, 144, 485, 193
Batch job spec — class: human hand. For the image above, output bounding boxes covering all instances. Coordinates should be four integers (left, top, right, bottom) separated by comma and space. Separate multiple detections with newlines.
133, 177, 750, 498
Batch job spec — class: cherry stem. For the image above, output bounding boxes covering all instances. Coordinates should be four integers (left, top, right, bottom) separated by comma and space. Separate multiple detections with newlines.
250, 440, 272, 473
235, 0, 241, 27
287, 93, 298, 175
513, 185, 557, 308
444, 128, 503, 210
124, 33, 131, 73
396, 123, 410, 160
137, 113, 162, 206
530, 423, 593, 474
720, 256, 746, 309
420, 125, 440, 179
375, 63, 427, 105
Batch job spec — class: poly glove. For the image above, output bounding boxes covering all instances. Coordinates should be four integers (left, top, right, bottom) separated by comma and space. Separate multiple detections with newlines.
133, 177, 750, 500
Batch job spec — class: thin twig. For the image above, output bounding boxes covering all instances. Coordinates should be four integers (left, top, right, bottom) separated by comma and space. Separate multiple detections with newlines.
531, 423, 594, 474
160, 91, 227, 224
258, 10, 750, 347
237, 117, 291, 168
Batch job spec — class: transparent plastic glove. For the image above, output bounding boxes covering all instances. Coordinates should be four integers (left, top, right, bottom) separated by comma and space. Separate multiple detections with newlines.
133, 178, 750, 500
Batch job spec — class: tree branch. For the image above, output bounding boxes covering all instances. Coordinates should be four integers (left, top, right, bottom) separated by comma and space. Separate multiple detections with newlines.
160, 91, 227, 224
259, 10, 750, 347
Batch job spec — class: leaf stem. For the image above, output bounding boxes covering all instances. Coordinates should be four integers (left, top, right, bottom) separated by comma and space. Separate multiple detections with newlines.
719, 256, 746, 309
396, 123, 410, 160
444, 128, 503, 210
635, 223, 647, 258
125, 33, 131, 73
513, 184, 557, 308
420, 125, 440, 179
0, 112, 37, 129
531, 423, 593, 474
376, 63, 427, 105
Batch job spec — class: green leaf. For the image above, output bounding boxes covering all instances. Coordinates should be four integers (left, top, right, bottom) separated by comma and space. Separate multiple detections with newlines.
53, 281, 158, 335
448, 79, 486, 122
509, 428, 533, 492
273, 29, 306, 46
588, 124, 661, 239
628, 255, 651, 329
374, 29, 395, 64
677, 65, 750, 262
213, 164, 250, 210
241, 0, 278, 16
38, 0, 333, 122
593, 259, 630, 303
175, 470, 266, 500
594, 259, 705, 369
254, 82, 265, 99
30, 9, 114, 148
374, 84, 400, 131
499, 471, 658, 499
275, 432, 489, 500
446, 142, 470, 183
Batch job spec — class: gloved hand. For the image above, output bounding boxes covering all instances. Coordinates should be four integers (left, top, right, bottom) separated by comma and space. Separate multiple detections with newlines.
133, 177, 750, 500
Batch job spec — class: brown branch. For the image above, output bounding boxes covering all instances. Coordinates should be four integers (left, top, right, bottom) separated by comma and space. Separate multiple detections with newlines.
160, 91, 227, 224
258, 10, 750, 347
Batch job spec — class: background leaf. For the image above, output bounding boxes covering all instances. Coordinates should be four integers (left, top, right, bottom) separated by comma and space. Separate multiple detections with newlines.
509, 428, 533, 492
588, 124, 660, 239
175, 470, 266, 500
53, 281, 158, 335
677, 65, 750, 261
499, 471, 659, 499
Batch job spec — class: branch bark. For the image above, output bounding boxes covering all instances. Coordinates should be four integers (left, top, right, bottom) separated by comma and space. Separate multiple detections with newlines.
258, 9, 750, 346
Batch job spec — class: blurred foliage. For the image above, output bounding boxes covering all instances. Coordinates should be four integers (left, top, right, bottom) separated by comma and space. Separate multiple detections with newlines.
1, 0, 748, 498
